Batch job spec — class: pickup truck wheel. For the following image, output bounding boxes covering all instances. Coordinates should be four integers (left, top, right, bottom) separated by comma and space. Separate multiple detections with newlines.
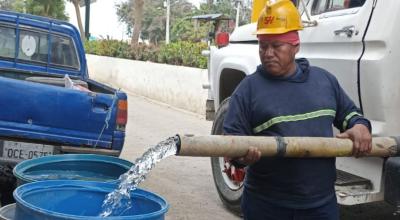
211, 98, 244, 216
0, 165, 16, 206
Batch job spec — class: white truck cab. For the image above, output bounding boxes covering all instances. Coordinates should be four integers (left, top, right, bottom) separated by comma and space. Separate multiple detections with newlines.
205, 0, 400, 215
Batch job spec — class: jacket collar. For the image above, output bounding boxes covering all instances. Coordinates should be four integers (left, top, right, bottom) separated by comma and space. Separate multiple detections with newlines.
257, 58, 310, 83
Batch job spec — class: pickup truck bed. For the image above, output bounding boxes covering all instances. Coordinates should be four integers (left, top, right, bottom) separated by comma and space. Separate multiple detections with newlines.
0, 73, 122, 150
0, 10, 128, 206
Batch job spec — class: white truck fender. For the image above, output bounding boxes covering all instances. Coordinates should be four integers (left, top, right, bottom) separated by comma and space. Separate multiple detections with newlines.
212, 45, 259, 110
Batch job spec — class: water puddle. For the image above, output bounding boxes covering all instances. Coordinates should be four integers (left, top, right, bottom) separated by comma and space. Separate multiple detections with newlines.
100, 136, 178, 217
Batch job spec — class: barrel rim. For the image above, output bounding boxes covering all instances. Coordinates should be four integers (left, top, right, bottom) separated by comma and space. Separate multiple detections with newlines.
13, 154, 133, 183
0, 203, 16, 219
14, 180, 169, 219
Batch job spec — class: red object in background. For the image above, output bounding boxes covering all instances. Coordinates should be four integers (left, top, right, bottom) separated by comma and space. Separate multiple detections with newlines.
216, 32, 230, 48
223, 157, 245, 184
116, 100, 128, 128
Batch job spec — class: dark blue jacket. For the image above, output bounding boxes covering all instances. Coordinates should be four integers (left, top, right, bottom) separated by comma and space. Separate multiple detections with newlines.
223, 58, 370, 209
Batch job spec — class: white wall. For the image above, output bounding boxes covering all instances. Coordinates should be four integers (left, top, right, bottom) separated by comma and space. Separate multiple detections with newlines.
87, 54, 208, 115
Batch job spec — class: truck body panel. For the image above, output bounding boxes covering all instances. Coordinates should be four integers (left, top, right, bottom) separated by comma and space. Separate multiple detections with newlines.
0, 10, 127, 163
206, 0, 400, 210
298, 0, 384, 200
0, 76, 117, 148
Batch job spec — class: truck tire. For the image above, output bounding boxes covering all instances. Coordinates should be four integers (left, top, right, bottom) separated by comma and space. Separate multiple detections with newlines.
0, 165, 16, 206
210, 98, 243, 215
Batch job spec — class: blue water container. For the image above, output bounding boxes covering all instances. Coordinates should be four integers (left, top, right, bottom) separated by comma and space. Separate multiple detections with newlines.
0, 203, 15, 220
14, 180, 169, 220
13, 154, 133, 186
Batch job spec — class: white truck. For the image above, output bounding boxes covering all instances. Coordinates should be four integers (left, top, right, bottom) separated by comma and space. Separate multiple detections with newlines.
204, 0, 400, 216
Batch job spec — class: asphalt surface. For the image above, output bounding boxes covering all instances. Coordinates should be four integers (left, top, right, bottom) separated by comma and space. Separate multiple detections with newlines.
121, 92, 399, 220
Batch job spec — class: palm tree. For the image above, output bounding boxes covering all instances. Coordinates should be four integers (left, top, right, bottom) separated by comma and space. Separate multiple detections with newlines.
131, 0, 144, 47
0, 0, 14, 10
68, 0, 85, 41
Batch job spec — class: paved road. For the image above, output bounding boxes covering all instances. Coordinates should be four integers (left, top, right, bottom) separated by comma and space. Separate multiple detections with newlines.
120, 93, 399, 220
120, 93, 240, 220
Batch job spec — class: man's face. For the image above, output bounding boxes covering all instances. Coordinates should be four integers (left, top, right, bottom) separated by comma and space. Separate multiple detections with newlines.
258, 40, 299, 77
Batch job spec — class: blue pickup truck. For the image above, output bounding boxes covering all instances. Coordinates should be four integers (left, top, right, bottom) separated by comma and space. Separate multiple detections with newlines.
0, 11, 128, 204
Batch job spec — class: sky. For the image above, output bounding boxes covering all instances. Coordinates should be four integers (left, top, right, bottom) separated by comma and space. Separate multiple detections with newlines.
65, 0, 204, 41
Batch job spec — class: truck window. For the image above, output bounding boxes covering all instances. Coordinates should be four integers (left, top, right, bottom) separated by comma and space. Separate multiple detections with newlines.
18, 30, 48, 64
0, 26, 16, 59
50, 35, 79, 70
16, 29, 80, 70
311, 0, 366, 15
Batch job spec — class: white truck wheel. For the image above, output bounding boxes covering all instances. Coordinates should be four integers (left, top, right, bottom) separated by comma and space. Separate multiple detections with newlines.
210, 98, 243, 215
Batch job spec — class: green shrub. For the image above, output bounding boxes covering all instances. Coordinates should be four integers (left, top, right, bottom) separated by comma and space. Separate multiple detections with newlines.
84, 40, 132, 59
158, 41, 207, 69
85, 39, 207, 69
131, 44, 159, 62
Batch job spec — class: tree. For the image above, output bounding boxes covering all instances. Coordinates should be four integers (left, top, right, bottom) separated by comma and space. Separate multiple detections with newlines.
116, 0, 195, 44
131, 0, 144, 46
197, 0, 235, 19
13, 0, 68, 20
239, 0, 252, 25
140, 1, 163, 44
116, 1, 133, 36
116, 0, 163, 44
195, 0, 252, 28
189, 0, 236, 39
114, 0, 251, 44
67, 0, 85, 41
141, 0, 194, 44
170, 18, 210, 42
0, 0, 13, 10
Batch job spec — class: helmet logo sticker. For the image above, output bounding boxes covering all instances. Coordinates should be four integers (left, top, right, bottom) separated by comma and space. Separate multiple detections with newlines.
263, 16, 275, 25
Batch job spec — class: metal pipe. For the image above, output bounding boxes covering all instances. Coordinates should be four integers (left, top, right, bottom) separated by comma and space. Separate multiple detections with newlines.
166, 0, 170, 44
85, 0, 90, 40
235, 0, 242, 29
176, 134, 400, 158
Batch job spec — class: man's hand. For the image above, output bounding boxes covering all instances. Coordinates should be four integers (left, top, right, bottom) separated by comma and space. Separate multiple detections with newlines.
336, 124, 372, 157
234, 146, 262, 166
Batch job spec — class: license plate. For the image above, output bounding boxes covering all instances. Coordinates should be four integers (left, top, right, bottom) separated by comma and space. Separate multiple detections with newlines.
2, 141, 54, 162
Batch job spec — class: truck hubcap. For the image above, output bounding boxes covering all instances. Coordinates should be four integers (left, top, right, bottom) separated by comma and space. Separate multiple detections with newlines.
219, 157, 244, 190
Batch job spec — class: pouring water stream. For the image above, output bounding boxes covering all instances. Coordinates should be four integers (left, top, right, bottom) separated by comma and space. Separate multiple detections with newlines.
100, 136, 179, 217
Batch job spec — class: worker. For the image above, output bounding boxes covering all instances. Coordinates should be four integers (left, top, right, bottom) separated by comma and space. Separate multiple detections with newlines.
223, 0, 372, 219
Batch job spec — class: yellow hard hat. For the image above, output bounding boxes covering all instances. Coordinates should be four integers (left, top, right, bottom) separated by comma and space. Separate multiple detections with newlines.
256, 0, 303, 35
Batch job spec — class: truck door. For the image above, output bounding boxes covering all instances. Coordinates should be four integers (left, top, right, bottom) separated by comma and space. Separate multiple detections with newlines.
299, 0, 384, 203
298, 0, 374, 107
0, 24, 117, 150
0, 77, 117, 148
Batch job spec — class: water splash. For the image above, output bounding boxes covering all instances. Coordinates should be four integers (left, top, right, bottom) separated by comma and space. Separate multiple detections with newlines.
100, 136, 178, 217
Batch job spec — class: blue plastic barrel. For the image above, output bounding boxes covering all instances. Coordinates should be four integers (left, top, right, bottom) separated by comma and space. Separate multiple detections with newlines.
13, 154, 133, 186
0, 203, 15, 220
14, 180, 169, 220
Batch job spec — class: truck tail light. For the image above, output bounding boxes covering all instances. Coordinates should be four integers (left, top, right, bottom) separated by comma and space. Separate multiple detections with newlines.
116, 100, 127, 130
216, 32, 229, 48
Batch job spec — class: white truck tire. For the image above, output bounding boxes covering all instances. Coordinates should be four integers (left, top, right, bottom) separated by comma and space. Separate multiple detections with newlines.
210, 98, 243, 215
